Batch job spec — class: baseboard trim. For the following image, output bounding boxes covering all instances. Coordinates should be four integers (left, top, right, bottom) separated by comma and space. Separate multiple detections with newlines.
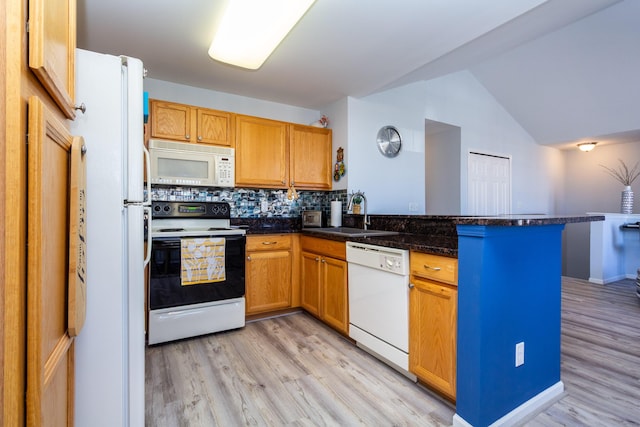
452, 381, 564, 427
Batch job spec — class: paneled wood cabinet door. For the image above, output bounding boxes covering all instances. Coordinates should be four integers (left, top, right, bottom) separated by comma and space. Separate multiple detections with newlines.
300, 251, 322, 317
245, 235, 292, 315
290, 125, 332, 190
196, 108, 234, 146
320, 256, 348, 334
26, 96, 77, 426
409, 277, 457, 401
150, 100, 191, 142
235, 115, 289, 188
149, 100, 234, 146
28, 0, 77, 119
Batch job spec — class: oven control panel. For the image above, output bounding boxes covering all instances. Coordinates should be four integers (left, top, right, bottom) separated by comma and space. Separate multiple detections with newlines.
152, 201, 231, 219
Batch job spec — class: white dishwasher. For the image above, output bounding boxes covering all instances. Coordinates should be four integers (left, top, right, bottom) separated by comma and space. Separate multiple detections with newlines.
347, 241, 415, 379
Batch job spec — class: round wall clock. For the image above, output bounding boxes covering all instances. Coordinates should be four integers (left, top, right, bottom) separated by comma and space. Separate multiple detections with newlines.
376, 125, 402, 158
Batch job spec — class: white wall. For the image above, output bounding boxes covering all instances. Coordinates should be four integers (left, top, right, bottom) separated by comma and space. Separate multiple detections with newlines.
346, 71, 564, 215
425, 120, 461, 214
321, 97, 349, 191
144, 78, 321, 126
346, 88, 427, 214
561, 140, 640, 278
470, 0, 640, 146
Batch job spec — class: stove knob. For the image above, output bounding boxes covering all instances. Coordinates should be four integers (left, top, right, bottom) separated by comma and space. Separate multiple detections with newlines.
153, 205, 161, 212
163, 205, 171, 213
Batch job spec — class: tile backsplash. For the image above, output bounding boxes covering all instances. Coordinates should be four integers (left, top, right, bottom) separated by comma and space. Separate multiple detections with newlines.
151, 185, 347, 219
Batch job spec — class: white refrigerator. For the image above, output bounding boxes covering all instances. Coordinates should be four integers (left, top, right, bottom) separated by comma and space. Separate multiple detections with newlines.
70, 49, 149, 426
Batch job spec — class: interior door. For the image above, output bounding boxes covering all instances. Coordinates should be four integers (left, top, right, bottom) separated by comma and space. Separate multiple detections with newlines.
26, 96, 78, 426
467, 152, 511, 215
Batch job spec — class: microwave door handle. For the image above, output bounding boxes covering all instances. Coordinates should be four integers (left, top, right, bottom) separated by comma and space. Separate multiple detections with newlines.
143, 144, 151, 206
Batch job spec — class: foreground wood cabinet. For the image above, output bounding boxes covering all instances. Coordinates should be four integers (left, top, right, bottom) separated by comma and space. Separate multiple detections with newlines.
300, 236, 348, 334
409, 251, 458, 401
149, 99, 234, 147
28, 0, 77, 119
245, 235, 292, 314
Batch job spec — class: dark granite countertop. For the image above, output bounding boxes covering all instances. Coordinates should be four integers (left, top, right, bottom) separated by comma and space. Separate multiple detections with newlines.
300, 229, 458, 257
233, 214, 604, 258
449, 214, 604, 226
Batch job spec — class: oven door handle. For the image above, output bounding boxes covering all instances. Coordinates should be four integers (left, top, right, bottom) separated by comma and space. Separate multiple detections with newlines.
144, 205, 152, 267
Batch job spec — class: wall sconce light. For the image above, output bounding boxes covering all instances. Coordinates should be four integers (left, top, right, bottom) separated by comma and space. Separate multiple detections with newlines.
577, 142, 597, 152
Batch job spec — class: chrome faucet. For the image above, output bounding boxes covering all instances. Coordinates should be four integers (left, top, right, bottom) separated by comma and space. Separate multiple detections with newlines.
347, 191, 370, 230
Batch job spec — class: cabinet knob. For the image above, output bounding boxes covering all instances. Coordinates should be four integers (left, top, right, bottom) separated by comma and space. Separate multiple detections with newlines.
197, 135, 202, 141
247, 256, 251, 261
321, 259, 326, 263
424, 265, 441, 271
185, 134, 190, 140
315, 257, 320, 262
408, 283, 415, 289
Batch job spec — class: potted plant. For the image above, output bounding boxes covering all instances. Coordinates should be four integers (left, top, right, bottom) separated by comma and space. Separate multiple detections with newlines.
600, 159, 640, 214
352, 194, 363, 214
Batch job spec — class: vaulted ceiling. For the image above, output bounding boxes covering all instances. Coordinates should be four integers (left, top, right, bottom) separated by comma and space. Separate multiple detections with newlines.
77, 0, 638, 149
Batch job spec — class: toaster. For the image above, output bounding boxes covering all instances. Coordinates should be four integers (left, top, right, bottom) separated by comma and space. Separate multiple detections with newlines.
302, 210, 322, 228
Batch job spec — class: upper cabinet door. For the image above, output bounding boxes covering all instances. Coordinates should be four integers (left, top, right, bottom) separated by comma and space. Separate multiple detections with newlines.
196, 108, 234, 146
29, 0, 77, 119
150, 101, 192, 142
290, 124, 332, 190
235, 115, 289, 188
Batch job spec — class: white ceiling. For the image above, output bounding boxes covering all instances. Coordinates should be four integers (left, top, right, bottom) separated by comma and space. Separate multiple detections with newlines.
77, 0, 637, 148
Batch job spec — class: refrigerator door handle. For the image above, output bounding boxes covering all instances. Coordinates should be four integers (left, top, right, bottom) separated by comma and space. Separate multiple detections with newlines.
144, 205, 152, 267
143, 144, 151, 206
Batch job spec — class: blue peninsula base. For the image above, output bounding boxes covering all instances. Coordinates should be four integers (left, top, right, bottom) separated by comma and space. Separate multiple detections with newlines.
453, 224, 566, 427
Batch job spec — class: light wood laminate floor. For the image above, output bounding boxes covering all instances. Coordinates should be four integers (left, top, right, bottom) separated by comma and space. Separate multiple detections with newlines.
146, 277, 640, 426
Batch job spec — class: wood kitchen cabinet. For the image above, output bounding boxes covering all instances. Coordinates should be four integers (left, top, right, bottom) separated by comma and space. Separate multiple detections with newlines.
28, 0, 77, 119
149, 99, 234, 147
290, 124, 332, 190
300, 236, 348, 335
235, 116, 332, 190
409, 251, 458, 401
235, 115, 289, 188
245, 234, 292, 315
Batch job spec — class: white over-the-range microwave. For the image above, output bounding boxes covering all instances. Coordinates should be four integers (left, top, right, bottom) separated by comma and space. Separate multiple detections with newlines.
148, 139, 234, 187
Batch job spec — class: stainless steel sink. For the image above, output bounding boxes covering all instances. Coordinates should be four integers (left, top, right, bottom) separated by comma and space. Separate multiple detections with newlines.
306, 227, 399, 237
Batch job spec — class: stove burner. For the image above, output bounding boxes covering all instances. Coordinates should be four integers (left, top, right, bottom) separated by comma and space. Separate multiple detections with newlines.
158, 228, 185, 232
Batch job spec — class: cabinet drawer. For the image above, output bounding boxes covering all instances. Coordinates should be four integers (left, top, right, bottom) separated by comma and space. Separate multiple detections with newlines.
300, 236, 346, 260
246, 234, 291, 251
410, 252, 458, 285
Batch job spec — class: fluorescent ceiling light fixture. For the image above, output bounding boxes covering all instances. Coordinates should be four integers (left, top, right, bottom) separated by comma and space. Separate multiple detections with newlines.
577, 142, 597, 152
208, 0, 316, 70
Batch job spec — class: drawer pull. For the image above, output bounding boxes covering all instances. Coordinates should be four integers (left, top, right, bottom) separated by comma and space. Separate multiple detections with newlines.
262, 241, 277, 245
424, 265, 441, 271
408, 283, 415, 289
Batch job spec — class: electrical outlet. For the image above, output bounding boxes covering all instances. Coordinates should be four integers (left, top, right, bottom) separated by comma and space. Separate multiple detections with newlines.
515, 342, 525, 367
408, 202, 418, 212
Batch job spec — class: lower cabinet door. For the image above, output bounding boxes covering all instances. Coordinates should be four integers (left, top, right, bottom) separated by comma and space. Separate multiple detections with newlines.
409, 277, 457, 401
321, 257, 348, 335
300, 251, 321, 317
245, 250, 292, 314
